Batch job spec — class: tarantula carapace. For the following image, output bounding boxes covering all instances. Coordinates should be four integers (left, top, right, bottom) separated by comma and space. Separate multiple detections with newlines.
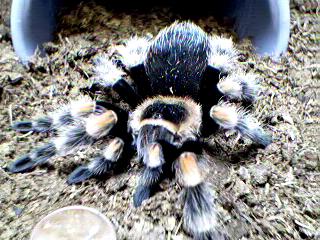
8, 22, 271, 239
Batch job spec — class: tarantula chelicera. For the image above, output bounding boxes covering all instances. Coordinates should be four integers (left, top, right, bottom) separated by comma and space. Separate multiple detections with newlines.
8, 22, 271, 239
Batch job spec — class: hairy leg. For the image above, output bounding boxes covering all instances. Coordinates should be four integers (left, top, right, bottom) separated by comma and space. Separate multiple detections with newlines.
175, 152, 225, 240
67, 137, 126, 184
210, 102, 271, 147
8, 109, 118, 173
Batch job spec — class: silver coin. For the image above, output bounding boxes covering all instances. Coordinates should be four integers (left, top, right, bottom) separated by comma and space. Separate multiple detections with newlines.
30, 206, 116, 240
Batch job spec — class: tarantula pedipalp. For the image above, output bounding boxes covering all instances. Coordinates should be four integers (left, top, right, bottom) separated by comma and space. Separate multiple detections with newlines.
8, 21, 271, 239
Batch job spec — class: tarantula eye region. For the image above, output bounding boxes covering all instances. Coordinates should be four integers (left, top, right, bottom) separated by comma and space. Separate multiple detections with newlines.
141, 101, 188, 124
153, 113, 162, 119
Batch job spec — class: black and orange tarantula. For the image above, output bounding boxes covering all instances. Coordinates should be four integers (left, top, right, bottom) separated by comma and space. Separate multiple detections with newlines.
8, 22, 271, 239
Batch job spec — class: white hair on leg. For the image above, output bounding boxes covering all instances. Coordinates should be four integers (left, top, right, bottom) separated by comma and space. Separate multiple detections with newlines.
209, 35, 238, 57
210, 102, 271, 147
208, 36, 240, 73
95, 55, 125, 87
237, 114, 272, 147
143, 143, 164, 168
67, 137, 125, 184
102, 138, 124, 162
52, 111, 118, 156
175, 152, 224, 239
182, 183, 222, 240
138, 143, 165, 186
217, 70, 259, 102
240, 72, 260, 102
88, 138, 124, 176
53, 125, 93, 156
115, 36, 150, 68
210, 102, 245, 129
85, 110, 118, 139
208, 52, 237, 73
69, 96, 96, 118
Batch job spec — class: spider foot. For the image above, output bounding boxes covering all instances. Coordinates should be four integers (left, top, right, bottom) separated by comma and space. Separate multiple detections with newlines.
67, 138, 124, 184
133, 142, 164, 207
8, 142, 56, 173
12, 117, 52, 133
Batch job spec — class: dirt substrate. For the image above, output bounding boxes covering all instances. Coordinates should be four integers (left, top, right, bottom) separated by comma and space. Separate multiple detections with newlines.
0, 1, 319, 239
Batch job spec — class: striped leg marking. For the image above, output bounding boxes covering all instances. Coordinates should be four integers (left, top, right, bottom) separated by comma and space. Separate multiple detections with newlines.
133, 142, 164, 207
12, 97, 96, 133
217, 71, 259, 102
176, 152, 223, 240
8, 110, 118, 173
210, 102, 271, 147
67, 138, 124, 184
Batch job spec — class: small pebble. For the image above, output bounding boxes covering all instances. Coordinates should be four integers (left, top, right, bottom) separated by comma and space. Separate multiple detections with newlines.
234, 179, 250, 198
250, 165, 270, 186
287, 129, 296, 141
165, 217, 176, 231
270, 115, 279, 125
281, 112, 294, 125
238, 166, 250, 181
0, 142, 11, 157
13, 206, 23, 216
305, 159, 319, 170
296, 149, 319, 170
245, 195, 258, 207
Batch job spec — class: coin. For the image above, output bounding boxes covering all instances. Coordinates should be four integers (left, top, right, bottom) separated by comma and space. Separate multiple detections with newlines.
30, 206, 116, 240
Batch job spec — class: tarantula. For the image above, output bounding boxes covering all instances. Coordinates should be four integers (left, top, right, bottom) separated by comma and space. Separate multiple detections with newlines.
8, 22, 271, 239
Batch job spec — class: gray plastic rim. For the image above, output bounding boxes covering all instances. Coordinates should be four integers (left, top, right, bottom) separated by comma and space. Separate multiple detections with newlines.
10, 0, 290, 62
231, 0, 290, 57
11, 0, 58, 64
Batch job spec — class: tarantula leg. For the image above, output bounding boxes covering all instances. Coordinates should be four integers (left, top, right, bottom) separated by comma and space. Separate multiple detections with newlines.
8, 143, 56, 173
8, 110, 118, 173
200, 66, 224, 107
133, 142, 165, 207
175, 152, 223, 240
115, 36, 150, 69
217, 71, 259, 102
12, 117, 52, 133
12, 97, 96, 133
95, 56, 141, 107
67, 137, 124, 184
208, 36, 238, 74
129, 64, 152, 98
114, 36, 152, 97
210, 102, 272, 147
201, 37, 240, 107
